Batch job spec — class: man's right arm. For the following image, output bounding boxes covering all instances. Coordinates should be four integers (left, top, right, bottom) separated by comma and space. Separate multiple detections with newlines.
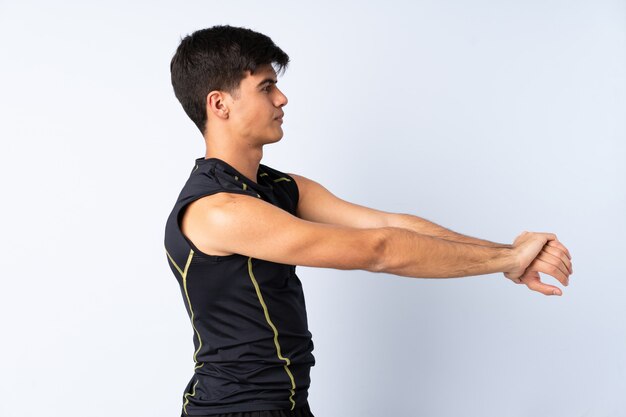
376, 226, 517, 278
183, 192, 517, 278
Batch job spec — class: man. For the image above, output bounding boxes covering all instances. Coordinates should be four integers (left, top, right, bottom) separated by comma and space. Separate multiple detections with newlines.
164, 25, 572, 417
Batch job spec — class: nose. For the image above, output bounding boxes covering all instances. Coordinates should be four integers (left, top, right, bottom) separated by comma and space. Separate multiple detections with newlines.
276, 87, 288, 107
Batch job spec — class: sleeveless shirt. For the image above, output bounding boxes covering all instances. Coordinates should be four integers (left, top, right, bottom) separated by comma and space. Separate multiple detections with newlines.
164, 157, 316, 416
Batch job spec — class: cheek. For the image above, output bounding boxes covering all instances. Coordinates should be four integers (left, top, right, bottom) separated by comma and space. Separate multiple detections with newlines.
232, 104, 253, 125
246, 103, 271, 125
231, 97, 273, 133
239, 100, 263, 119
233, 105, 265, 136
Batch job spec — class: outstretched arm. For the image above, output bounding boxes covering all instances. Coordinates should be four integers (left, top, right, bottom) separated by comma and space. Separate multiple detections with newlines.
387, 213, 512, 249
287, 172, 508, 247
287, 173, 572, 294
181, 190, 571, 295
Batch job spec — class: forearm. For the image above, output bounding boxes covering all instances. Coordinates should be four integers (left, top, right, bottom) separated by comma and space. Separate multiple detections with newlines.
376, 226, 517, 278
389, 213, 512, 249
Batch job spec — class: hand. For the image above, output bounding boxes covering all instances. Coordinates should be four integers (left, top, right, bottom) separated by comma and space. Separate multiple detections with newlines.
504, 231, 573, 296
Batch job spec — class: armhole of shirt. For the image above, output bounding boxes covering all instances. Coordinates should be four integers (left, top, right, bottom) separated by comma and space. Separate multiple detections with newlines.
282, 172, 299, 212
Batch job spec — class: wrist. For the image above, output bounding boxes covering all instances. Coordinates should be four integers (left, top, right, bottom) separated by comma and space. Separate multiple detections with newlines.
494, 247, 519, 274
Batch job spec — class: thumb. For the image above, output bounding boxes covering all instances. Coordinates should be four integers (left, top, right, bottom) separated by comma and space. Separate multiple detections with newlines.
525, 278, 562, 296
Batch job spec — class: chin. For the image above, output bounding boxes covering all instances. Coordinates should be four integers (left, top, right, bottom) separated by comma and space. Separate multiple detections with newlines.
270, 130, 284, 142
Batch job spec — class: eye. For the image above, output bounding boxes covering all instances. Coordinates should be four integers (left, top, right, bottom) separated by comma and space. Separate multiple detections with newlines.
262, 84, 272, 93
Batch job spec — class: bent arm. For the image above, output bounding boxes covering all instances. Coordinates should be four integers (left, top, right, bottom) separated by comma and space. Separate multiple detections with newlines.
388, 213, 512, 249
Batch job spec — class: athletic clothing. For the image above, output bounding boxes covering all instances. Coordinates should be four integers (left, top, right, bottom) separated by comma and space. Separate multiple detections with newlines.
200, 402, 315, 417
164, 157, 316, 416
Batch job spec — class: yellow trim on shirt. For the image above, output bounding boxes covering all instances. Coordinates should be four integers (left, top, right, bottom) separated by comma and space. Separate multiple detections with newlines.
247, 256, 297, 410
165, 247, 204, 371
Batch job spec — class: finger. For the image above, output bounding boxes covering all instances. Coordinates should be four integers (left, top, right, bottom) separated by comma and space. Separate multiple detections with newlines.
532, 254, 569, 286
517, 269, 538, 285
535, 232, 558, 241
546, 239, 572, 261
525, 277, 563, 296
528, 257, 569, 288
535, 252, 569, 285
519, 269, 538, 281
539, 245, 573, 279
546, 239, 572, 260
541, 245, 572, 274
545, 240, 573, 274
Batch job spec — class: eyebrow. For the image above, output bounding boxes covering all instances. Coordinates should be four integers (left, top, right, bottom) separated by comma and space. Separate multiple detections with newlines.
256, 78, 278, 88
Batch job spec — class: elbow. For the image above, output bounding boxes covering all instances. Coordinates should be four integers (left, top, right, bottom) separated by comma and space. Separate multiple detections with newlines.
368, 228, 389, 273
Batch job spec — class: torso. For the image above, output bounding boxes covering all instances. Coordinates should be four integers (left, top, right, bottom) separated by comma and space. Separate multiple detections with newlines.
164, 156, 314, 414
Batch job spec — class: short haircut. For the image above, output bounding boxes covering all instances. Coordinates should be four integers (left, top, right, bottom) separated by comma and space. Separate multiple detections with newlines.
170, 25, 290, 135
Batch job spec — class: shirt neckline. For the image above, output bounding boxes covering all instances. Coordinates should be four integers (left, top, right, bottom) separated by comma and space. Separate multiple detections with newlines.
196, 156, 273, 192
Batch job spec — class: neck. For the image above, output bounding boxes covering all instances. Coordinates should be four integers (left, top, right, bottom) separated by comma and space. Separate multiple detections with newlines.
204, 146, 264, 185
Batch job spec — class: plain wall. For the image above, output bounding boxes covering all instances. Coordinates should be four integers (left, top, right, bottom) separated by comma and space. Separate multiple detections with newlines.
1, 1, 624, 416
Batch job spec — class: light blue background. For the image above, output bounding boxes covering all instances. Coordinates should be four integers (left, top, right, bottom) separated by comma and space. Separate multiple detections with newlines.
1, 1, 624, 416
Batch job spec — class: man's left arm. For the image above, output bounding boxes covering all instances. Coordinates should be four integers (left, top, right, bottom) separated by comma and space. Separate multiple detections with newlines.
389, 213, 512, 249
287, 172, 510, 248
287, 173, 571, 290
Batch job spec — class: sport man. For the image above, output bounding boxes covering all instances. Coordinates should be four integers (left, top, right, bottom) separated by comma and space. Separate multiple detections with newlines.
164, 24, 573, 417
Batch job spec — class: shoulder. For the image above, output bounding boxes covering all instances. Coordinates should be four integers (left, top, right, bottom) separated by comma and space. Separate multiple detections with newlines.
283, 172, 309, 187
181, 191, 267, 257
285, 172, 328, 197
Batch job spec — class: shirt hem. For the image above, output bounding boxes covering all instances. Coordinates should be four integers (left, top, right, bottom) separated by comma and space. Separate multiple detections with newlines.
182, 400, 310, 416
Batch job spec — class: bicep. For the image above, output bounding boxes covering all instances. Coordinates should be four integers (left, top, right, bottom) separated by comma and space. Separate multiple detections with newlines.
187, 193, 384, 271
288, 173, 393, 229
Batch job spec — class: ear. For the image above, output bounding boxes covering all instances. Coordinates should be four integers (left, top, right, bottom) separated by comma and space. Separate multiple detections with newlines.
206, 90, 230, 120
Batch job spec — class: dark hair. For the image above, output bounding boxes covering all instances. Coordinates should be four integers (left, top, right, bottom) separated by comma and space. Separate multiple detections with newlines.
170, 25, 290, 135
